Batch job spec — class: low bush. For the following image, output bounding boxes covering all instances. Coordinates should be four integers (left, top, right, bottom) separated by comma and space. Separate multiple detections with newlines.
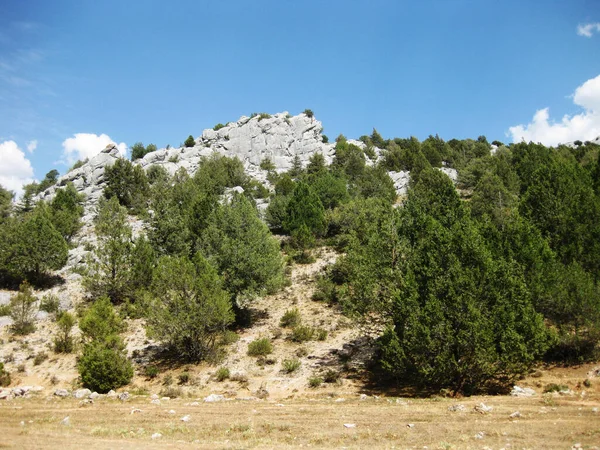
78, 342, 133, 393
323, 369, 341, 383
247, 338, 273, 356
543, 383, 569, 393
280, 308, 301, 328
290, 325, 315, 343
40, 294, 60, 314
54, 312, 75, 353
178, 372, 191, 385
282, 358, 301, 373
316, 328, 328, 341
0, 304, 10, 316
215, 367, 230, 381
159, 386, 182, 398
308, 376, 322, 388
144, 366, 159, 379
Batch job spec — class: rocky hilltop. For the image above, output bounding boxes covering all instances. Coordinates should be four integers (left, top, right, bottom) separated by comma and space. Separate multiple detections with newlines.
37, 111, 457, 209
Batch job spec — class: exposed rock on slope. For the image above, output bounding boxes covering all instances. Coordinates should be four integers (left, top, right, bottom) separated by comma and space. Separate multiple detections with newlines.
37, 111, 458, 208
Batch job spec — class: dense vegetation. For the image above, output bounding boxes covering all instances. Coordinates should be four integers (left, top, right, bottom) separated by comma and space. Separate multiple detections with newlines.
0, 124, 599, 395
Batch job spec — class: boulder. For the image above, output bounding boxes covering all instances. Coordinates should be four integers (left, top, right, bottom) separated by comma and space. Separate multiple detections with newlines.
54, 389, 70, 397
74, 388, 92, 399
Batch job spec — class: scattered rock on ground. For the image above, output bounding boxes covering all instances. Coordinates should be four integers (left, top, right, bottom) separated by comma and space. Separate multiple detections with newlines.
54, 389, 69, 398
511, 386, 536, 397
474, 403, 493, 414
203, 394, 225, 403
74, 388, 92, 399
448, 404, 466, 412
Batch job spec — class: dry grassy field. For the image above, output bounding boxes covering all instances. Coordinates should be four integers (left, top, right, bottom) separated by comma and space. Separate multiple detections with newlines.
1, 364, 599, 450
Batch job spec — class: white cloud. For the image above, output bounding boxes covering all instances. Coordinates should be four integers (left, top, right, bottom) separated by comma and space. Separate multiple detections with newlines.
0, 140, 35, 196
577, 22, 600, 38
26, 139, 37, 153
62, 133, 127, 164
507, 74, 600, 146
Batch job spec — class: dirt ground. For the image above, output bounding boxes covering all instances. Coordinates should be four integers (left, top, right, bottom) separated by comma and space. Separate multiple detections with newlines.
1, 367, 599, 450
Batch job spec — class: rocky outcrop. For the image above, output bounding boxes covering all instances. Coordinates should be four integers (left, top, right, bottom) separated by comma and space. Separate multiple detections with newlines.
36, 111, 459, 210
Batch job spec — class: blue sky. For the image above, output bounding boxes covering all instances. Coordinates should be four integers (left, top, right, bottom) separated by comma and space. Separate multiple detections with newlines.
1, 0, 599, 193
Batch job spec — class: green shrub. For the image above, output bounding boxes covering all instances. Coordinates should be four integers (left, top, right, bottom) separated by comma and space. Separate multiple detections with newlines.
308, 376, 322, 388
247, 338, 273, 356
10, 282, 37, 335
258, 113, 271, 121
323, 369, 340, 383
40, 294, 60, 314
178, 372, 191, 385
0, 363, 11, 387
215, 367, 230, 381
303, 109, 314, 118
316, 328, 328, 341
0, 304, 10, 316
213, 123, 226, 131
221, 330, 240, 345
280, 308, 301, 328
144, 366, 159, 379
282, 358, 301, 373
290, 325, 314, 343
184, 135, 195, 148
543, 383, 569, 393
77, 341, 133, 393
54, 311, 75, 353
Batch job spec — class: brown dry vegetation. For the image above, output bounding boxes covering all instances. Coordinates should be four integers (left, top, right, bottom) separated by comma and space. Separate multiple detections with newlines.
1, 365, 599, 450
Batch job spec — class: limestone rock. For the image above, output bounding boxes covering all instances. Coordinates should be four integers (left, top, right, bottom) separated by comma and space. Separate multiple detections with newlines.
54, 389, 70, 397
74, 388, 92, 399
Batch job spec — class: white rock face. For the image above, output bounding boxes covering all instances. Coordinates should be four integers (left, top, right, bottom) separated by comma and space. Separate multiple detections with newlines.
36, 111, 462, 215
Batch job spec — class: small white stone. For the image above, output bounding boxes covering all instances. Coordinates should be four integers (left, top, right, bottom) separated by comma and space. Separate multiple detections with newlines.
151, 433, 162, 439
343, 423, 356, 428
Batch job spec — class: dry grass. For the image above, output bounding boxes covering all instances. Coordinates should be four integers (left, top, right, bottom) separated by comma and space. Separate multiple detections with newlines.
0, 382, 599, 449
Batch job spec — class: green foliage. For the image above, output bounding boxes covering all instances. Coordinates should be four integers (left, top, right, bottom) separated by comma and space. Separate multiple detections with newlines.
39, 294, 60, 314
184, 135, 196, 147
144, 253, 234, 362
84, 197, 133, 302
247, 338, 273, 356
215, 367, 230, 381
144, 366, 159, 379
131, 142, 157, 160
280, 308, 301, 328
103, 158, 150, 213
33, 351, 48, 366
37, 169, 60, 193
303, 109, 314, 118
79, 297, 124, 342
258, 113, 271, 121
342, 168, 548, 394
0, 184, 13, 222
213, 123, 226, 131
77, 297, 132, 392
284, 182, 326, 237
54, 311, 75, 353
0, 304, 10, 316
193, 154, 248, 196
49, 183, 85, 242
78, 341, 133, 393
308, 376, 322, 387
290, 325, 315, 342
0, 363, 10, 387
9, 281, 37, 335
6, 205, 68, 280
201, 193, 284, 307
282, 358, 301, 373
260, 157, 276, 171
